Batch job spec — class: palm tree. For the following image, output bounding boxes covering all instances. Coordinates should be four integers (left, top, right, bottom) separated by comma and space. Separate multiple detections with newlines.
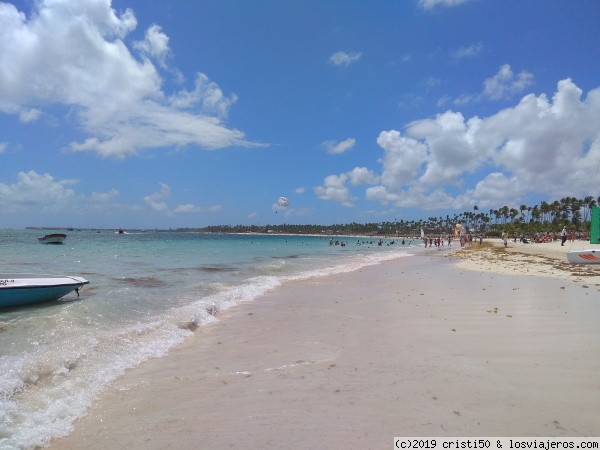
584, 196, 596, 222
519, 204, 528, 222
501, 206, 510, 225
540, 201, 550, 223
531, 204, 541, 224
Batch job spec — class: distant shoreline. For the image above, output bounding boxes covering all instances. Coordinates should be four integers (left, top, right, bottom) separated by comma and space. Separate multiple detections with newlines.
20, 227, 423, 240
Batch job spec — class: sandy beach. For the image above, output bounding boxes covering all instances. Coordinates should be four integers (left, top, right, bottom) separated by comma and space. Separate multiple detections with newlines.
50, 239, 600, 449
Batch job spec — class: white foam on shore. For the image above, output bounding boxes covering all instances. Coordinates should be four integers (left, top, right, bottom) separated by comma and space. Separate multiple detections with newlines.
1, 247, 416, 450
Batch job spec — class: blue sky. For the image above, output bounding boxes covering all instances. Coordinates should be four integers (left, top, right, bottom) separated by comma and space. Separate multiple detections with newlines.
1, 0, 600, 229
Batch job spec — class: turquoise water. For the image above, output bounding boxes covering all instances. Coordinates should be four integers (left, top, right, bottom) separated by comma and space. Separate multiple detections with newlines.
0, 229, 418, 449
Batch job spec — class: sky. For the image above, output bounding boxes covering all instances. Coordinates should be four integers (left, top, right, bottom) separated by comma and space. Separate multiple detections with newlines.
1, 0, 600, 229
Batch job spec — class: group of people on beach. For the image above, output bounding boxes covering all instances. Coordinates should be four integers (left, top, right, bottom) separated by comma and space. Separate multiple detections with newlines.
499, 226, 586, 247
423, 235, 452, 248
422, 233, 485, 248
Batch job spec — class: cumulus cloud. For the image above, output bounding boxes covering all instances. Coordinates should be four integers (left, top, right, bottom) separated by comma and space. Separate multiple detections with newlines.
321, 138, 356, 154
0, 0, 254, 158
144, 182, 171, 212
314, 167, 379, 207
0, 171, 221, 223
440, 64, 534, 107
329, 51, 362, 66
314, 174, 355, 207
482, 64, 534, 101
0, 170, 120, 220
0, 171, 77, 213
318, 78, 600, 211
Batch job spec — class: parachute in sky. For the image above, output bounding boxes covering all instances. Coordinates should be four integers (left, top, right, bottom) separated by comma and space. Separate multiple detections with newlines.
277, 197, 289, 208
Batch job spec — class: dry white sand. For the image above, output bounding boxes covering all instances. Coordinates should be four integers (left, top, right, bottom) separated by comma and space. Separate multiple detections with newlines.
450, 238, 600, 281
50, 244, 600, 449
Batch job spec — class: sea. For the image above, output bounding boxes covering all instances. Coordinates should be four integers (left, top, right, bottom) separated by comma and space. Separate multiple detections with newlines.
0, 229, 420, 449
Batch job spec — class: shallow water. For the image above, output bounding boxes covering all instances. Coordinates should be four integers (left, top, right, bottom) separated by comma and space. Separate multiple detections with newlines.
0, 229, 418, 449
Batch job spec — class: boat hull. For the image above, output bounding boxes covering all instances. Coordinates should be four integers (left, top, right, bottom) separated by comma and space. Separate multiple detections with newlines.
0, 274, 89, 307
566, 250, 600, 264
38, 233, 67, 244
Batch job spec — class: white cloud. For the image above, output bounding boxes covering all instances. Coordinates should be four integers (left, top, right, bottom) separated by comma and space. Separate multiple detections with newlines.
0, 143, 6, 153
321, 138, 356, 154
133, 24, 170, 67
144, 182, 170, 212
19, 108, 42, 123
482, 64, 534, 101
406, 111, 487, 185
0, 170, 77, 213
91, 188, 119, 202
441, 64, 534, 107
0, 0, 254, 158
450, 42, 483, 62
314, 174, 355, 207
329, 51, 362, 66
419, 0, 471, 10
169, 73, 237, 118
0, 170, 136, 224
143, 183, 220, 214
173, 203, 222, 213
0, 170, 221, 225
376, 130, 428, 189
173, 203, 198, 213
314, 167, 378, 207
319, 79, 600, 211
348, 167, 380, 185
452, 94, 474, 106
456, 173, 523, 207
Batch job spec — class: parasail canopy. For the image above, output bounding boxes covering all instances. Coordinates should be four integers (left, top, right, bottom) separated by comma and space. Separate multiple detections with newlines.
277, 196, 289, 208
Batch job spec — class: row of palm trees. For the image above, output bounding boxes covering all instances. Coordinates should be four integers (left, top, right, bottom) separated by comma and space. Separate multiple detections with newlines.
195, 196, 599, 237
388, 196, 600, 236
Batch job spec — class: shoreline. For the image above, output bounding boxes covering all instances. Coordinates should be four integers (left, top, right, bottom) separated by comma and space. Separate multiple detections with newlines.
50, 244, 600, 449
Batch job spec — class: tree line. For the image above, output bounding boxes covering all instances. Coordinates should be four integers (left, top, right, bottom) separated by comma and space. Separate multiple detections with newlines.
184, 196, 599, 237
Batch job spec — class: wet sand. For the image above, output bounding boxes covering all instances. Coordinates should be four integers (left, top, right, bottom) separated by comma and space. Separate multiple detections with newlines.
50, 243, 600, 449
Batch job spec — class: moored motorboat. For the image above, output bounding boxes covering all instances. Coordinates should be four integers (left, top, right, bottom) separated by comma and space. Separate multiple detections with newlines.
38, 233, 67, 244
0, 274, 89, 308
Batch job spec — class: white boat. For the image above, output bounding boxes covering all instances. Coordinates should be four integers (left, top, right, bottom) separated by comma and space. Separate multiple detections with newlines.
38, 233, 67, 244
566, 249, 600, 264
566, 205, 600, 264
0, 274, 89, 308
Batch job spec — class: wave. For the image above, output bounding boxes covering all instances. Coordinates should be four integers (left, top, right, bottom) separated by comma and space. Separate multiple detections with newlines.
0, 246, 414, 449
